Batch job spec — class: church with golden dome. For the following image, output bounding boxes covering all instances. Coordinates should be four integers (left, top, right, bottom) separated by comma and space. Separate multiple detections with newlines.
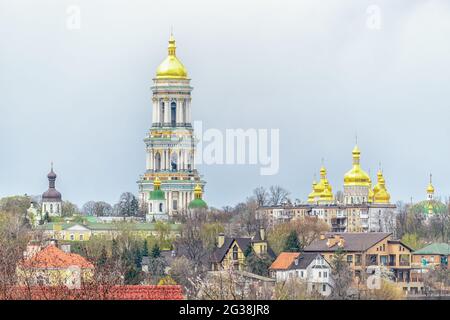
137, 34, 206, 217
259, 144, 397, 233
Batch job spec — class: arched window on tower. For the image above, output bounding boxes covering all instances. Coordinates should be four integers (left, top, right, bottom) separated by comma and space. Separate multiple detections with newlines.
170, 152, 178, 171
155, 152, 161, 171
171, 102, 177, 127
183, 100, 187, 124
160, 101, 165, 124
149, 203, 153, 212
159, 203, 163, 213
50, 204, 53, 213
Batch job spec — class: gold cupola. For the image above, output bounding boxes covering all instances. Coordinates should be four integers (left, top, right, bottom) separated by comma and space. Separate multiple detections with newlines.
343, 145, 371, 187
307, 177, 318, 203
156, 34, 188, 79
373, 170, 391, 204
317, 165, 334, 202
427, 174, 435, 195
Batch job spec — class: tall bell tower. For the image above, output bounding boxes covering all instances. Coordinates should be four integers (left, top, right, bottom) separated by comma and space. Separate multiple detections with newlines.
137, 34, 206, 216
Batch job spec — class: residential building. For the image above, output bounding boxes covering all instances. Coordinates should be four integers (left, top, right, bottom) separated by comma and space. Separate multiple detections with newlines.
210, 228, 275, 271
17, 242, 94, 287
303, 232, 420, 293
412, 243, 450, 269
269, 252, 332, 296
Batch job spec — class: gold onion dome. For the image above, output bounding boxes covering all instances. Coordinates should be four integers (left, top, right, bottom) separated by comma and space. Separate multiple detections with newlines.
317, 165, 333, 202
343, 145, 371, 187
189, 184, 208, 209
156, 34, 188, 79
373, 171, 391, 203
307, 179, 318, 203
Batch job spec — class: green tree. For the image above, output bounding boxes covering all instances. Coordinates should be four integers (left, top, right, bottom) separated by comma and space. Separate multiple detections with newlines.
284, 231, 301, 252
142, 239, 149, 257
97, 245, 108, 268
244, 246, 272, 277
111, 238, 119, 261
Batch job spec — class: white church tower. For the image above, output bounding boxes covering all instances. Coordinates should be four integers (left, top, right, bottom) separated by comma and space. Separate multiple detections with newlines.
41, 163, 62, 217
137, 34, 206, 216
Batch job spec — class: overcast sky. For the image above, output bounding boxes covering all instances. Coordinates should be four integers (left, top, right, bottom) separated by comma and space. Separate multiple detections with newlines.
0, 0, 449, 208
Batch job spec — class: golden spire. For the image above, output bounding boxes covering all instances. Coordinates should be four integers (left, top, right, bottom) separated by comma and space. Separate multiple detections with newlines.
427, 173, 435, 194
307, 175, 318, 203
316, 162, 333, 203
194, 184, 203, 199
156, 33, 188, 79
373, 168, 391, 204
344, 144, 370, 187
154, 176, 161, 190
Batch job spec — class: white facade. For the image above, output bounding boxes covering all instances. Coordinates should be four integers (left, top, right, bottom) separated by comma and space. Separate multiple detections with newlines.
272, 254, 333, 297
146, 198, 168, 222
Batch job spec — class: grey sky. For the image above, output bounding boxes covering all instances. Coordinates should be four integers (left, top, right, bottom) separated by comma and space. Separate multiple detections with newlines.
0, 0, 449, 208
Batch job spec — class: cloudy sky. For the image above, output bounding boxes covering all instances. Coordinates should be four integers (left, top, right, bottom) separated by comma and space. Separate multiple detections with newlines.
0, 0, 449, 208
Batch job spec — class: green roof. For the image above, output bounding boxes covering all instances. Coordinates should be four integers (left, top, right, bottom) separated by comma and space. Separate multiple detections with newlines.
414, 243, 450, 255
149, 189, 165, 200
37, 221, 181, 232
188, 198, 208, 209
411, 200, 447, 215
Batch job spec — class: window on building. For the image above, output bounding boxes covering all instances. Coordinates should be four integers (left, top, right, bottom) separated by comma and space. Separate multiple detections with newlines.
323, 284, 326, 292
79, 234, 84, 241
355, 254, 362, 266
232, 245, 239, 260
171, 102, 177, 127
300, 271, 304, 277
173, 200, 178, 210
70, 234, 74, 241
149, 203, 153, 212
159, 203, 163, 212
347, 255, 353, 264
155, 152, 161, 171
319, 271, 322, 277
50, 204, 53, 213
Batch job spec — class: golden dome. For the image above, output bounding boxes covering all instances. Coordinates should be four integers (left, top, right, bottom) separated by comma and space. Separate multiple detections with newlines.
373, 171, 391, 204
307, 179, 318, 203
316, 166, 334, 202
343, 145, 371, 187
156, 34, 188, 79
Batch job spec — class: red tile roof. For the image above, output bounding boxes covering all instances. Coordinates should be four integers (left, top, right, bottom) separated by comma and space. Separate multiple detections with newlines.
269, 252, 300, 270
20, 245, 94, 269
5, 285, 185, 300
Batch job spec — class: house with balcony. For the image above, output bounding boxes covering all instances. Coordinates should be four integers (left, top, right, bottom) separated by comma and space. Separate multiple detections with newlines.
304, 232, 420, 294
269, 252, 332, 296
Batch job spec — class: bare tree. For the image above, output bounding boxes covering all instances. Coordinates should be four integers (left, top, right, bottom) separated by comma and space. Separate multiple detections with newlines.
268, 186, 290, 206
81, 201, 96, 216
253, 187, 268, 207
